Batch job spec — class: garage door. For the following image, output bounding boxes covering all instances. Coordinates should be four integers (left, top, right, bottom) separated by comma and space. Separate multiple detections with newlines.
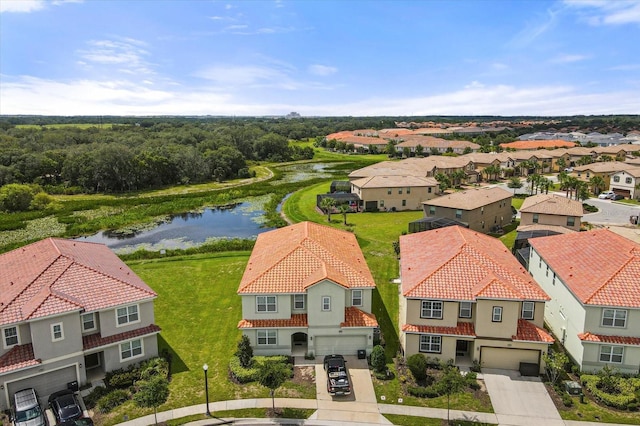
480, 347, 540, 370
7, 365, 77, 405
315, 335, 367, 356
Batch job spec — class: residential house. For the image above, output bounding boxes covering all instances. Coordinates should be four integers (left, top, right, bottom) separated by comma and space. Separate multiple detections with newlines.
528, 230, 640, 374
572, 161, 631, 189
565, 147, 598, 167
0, 238, 160, 411
399, 226, 553, 372
422, 187, 513, 233
519, 194, 583, 231
609, 167, 640, 200
500, 139, 577, 151
350, 175, 439, 212
462, 152, 515, 179
237, 222, 378, 357
395, 136, 479, 155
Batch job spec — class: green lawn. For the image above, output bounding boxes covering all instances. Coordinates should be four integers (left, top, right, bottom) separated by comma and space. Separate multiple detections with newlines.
557, 394, 640, 424
97, 252, 315, 425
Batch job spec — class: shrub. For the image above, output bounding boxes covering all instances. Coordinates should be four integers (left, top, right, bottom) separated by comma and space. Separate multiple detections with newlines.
97, 389, 130, 413
406, 354, 428, 382
562, 393, 574, 407
581, 374, 638, 410
627, 402, 638, 411
470, 360, 482, 373
229, 356, 260, 383
235, 335, 254, 368
139, 357, 169, 380
370, 345, 386, 373
408, 386, 440, 398
105, 366, 140, 389
83, 386, 109, 409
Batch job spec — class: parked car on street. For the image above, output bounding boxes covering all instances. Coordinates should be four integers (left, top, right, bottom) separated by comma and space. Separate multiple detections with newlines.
323, 354, 351, 396
611, 194, 625, 200
598, 191, 615, 199
48, 390, 83, 425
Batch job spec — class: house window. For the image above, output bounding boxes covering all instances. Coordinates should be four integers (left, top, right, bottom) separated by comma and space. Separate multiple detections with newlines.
613, 176, 620, 183
599, 345, 623, 363
421, 300, 443, 319
406, 187, 411, 194
533, 213, 539, 223
82, 313, 96, 332
257, 296, 277, 312
626, 177, 632, 184
429, 206, 435, 215
492, 306, 503, 322
459, 302, 472, 318
51, 323, 64, 341
257, 330, 277, 345
428, 187, 432, 193
398, 189, 403, 194
120, 338, 143, 361
455, 209, 462, 219
3, 326, 19, 348
552, 273, 556, 285
380, 200, 385, 208
546, 265, 549, 277
481, 207, 484, 215
387, 189, 392, 195
481, 221, 485, 229
521, 302, 535, 320
419, 335, 442, 353
116, 304, 139, 326
352, 290, 363, 307
322, 296, 331, 311
567, 216, 575, 227
602, 309, 627, 327
293, 294, 305, 310
402, 200, 407, 207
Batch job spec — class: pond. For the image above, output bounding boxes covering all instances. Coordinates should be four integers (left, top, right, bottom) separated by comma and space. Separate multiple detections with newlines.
75, 202, 273, 253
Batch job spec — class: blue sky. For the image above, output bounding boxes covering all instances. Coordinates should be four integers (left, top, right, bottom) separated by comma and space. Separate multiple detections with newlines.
1, 0, 639, 116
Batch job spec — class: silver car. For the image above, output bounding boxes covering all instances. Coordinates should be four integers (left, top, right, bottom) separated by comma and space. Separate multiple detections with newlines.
12, 388, 46, 426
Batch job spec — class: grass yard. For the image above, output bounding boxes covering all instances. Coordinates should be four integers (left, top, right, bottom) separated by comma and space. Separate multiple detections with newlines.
95, 252, 316, 426
555, 393, 640, 424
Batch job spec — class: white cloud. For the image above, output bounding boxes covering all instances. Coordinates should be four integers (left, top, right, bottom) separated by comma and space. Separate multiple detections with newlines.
509, 5, 563, 47
77, 38, 155, 75
551, 54, 590, 63
0, 0, 82, 13
308, 64, 337, 76
564, 0, 640, 25
608, 63, 640, 71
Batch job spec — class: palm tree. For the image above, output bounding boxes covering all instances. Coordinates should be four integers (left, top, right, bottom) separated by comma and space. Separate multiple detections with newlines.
600, 155, 613, 162
507, 177, 523, 194
338, 204, 350, 225
538, 177, 552, 194
564, 176, 579, 199
556, 157, 566, 172
451, 169, 467, 187
320, 197, 336, 222
589, 175, 606, 196
577, 156, 593, 166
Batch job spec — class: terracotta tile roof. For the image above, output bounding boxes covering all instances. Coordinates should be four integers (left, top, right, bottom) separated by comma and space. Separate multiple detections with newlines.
0, 238, 157, 326
82, 324, 161, 351
423, 187, 512, 210
348, 157, 473, 179
513, 319, 554, 343
462, 152, 512, 165
237, 314, 308, 329
238, 222, 375, 294
396, 136, 480, 150
402, 322, 476, 337
529, 229, 640, 307
0, 344, 40, 374
400, 226, 549, 301
351, 175, 438, 189
578, 332, 640, 346
341, 307, 378, 328
500, 140, 577, 150
519, 194, 584, 217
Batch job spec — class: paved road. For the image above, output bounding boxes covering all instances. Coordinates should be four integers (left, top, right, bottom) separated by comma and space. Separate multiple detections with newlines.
581, 197, 640, 225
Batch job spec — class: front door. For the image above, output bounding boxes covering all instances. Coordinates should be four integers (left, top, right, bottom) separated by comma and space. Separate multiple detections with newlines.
456, 340, 469, 356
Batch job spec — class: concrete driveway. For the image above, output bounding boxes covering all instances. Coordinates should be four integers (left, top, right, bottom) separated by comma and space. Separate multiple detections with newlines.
482, 369, 564, 426
312, 356, 390, 424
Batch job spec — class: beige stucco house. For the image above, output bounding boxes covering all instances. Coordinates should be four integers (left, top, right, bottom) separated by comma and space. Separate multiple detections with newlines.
422, 186, 513, 233
237, 222, 377, 357
350, 175, 439, 211
528, 229, 640, 374
0, 239, 160, 411
609, 167, 640, 200
399, 226, 553, 373
519, 194, 583, 231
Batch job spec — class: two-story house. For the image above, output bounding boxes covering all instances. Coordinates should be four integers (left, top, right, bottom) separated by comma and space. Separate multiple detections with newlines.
399, 226, 553, 373
609, 167, 640, 200
237, 222, 377, 357
422, 187, 513, 234
518, 194, 583, 231
0, 238, 160, 411
528, 229, 640, 374
350, 175, 439, 212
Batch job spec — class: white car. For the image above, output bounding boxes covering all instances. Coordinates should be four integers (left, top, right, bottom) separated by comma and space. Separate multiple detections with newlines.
598, 191, 615, 199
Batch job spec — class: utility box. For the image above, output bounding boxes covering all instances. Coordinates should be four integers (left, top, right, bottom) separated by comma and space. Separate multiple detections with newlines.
564, 380, 582, 395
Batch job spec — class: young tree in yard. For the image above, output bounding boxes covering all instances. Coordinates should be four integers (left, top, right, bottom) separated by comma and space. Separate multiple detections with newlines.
371, 345, 387, 373
440, 364, 467, 424
134, 376, 170, 425
338, 204, 350, 225
435, 173, 451, 193
259, 361, 291, 413
320, 197, 336, 222
406, 353, 428, 382
542, 351, 569, 385
507, 177, 523, 194
235, 335, 253, 368
415, 144, 425, 157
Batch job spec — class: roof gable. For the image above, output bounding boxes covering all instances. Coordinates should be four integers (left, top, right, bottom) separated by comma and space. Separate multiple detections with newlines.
519, 194, 583, 216
423, 187, 512, 210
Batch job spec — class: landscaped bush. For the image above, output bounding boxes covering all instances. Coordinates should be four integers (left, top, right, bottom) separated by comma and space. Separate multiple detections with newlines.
83, 386, 109, 409
139, 357, 169, 380
561, 393, 574, 407
406, 354, 428, 382
370, 345, 386, 373
581, 374, 639, 410
105, 365, 140, 389
408, 385, 440, 398
97, 389, 130, 413
229, 355, 290, 384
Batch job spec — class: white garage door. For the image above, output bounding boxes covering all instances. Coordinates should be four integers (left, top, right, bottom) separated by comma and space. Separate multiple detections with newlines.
480, 347, 540, 370
315, 335, 367, 356
7, 365, 77, 405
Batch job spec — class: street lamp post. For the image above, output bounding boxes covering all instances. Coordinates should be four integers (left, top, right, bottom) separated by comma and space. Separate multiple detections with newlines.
203, 363, 210, 416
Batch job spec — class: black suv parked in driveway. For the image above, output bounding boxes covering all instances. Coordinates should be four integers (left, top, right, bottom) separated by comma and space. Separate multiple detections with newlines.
323, 354, 351, 396
48, 390, 83, 425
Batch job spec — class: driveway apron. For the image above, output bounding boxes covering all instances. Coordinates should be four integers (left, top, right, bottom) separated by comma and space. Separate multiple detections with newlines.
482, 368, 564, 426
312, 356, 391, 424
